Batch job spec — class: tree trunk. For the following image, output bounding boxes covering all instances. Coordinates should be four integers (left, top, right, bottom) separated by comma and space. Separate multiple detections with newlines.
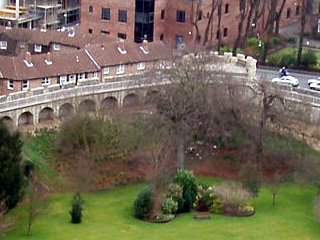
275, 0, 287, 34
177, 128, 185, 169
242, 0, 255, 48
232, 0, 247, 56
272, 193, 276, 205
297, 0, 307, 67
203, 0, 216, 46
217, 0, 222, 53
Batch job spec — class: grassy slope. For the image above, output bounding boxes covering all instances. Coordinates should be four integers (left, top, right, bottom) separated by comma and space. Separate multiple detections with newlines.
1, 178, 320, 240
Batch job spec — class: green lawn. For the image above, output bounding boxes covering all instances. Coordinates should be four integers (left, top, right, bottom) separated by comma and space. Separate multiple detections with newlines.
1, 178, 320, 240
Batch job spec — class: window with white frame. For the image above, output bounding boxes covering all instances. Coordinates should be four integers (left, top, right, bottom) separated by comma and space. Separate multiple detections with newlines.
78, 73, 86, 80
59, 75, 67, 84
103, 67, 109, 74
0, 41, 7, 50
92, 72, 98, 78
137, 62, 146, 70
41, 77, 50, 85
22, 80, 29, 90
68, 74, 76, 83
116, 65, 125, 74
7, 79, 13, 90
53, 43, 60, 50
34, 44, 42, 52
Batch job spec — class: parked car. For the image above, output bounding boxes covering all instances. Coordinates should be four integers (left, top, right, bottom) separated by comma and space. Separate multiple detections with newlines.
309, 82, 320, 91
308, 76, 320, 85
271, 76, 299, 87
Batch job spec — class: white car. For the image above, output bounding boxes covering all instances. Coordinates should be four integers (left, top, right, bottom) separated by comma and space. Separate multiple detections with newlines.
309, 82, 320, 91
308, 76, 320, 85
271, 76, 299, 87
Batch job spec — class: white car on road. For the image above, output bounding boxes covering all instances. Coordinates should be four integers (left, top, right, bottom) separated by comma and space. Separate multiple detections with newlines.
309, 82, 320, 91
271, 76, 299, 87
308, 76, 320, 86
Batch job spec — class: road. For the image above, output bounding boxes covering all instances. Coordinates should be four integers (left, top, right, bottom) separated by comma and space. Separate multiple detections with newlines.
257, 67, 319, 89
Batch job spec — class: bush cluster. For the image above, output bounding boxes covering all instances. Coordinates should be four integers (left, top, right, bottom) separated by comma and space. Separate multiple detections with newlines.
161, 197, 178, 214
133, 186, 154, 220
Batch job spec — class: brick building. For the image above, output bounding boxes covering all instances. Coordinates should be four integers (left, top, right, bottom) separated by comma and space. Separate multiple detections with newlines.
80, 0, 302, 50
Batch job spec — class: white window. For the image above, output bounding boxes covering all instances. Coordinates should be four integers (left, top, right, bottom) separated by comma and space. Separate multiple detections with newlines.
0, 41, 7, 50
159, 61, 166, 69
116, 65, 125, 74
68, 74, 76, 83
93, 72, 98, 78
41, 77, 50, 85
78, 73, 86, 80
137, 62, 146, 70
34, 44, 42, 52
20, 42, 25, 49
22, 80, 29, 90
103, 67, 109, 74
7, 80, 13, 90
53, 43, 60, 50
59, 75, 67, 84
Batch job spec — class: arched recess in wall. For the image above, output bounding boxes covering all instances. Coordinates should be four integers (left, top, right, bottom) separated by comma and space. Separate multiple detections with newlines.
100, 97, 118, 112
1, 116, 13, 130
18, 111, 34, 126
144, 90, 160, 105
79, 99, 96, 113
123, 93, 139, 107
39, 107, 55, 123
59, 103, 74, 119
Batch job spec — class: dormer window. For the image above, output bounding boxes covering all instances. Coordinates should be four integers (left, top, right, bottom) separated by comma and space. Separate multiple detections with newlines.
23, 60, 33, 67
139, 45, 149, 54
34, 44, 42, 52
53, 43, 60, 50
68, 31, 75, 37
45, 59, 53, 65
137, 62, 146, 70
117, 46, 127, 54
0, 41, 7, 50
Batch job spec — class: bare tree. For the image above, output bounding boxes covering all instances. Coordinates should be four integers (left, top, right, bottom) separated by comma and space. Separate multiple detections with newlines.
203, 0, 219, 46
233, 0, 249, 56
274, 0, 287, 34
26, 175, 49, 236
297, 0, 307, 67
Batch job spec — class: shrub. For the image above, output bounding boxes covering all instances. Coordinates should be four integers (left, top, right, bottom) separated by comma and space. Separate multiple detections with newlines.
301, 50, 317, 67
165, 183, 183, 210
240, 163, 262, 197
161, 197, 178, 214
287, 37, 297, 44
271, 37, 281, 46
215, 182, 252, 213
133, 186, 154, 219
173, 169, 198, 212
70, 192, 84, 224
210, 199, 224, 214
246, 38, 259, 47
193, 185, 216, 212
281, 52, 297, 68
238, 202, 254, 214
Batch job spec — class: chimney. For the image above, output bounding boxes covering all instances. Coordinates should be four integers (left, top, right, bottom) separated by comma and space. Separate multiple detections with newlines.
45, 52, 52, 65
118, 39, 127, 54
26, 51, 31, 64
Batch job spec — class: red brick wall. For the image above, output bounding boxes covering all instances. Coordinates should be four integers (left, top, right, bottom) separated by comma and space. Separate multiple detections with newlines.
80, 0, 136, 41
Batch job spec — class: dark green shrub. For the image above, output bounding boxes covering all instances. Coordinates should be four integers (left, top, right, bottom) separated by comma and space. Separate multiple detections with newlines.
173, 169, 198, 212
281, 52, 297, 68
133, 186, 154, 219
0, 121, 24, 210
301, 50, 317, 67
287, 37, 297, 44
70, 192, 84, 224
240, 163, 262, 197
271, 37, 281, 46
246, 38, 259, 47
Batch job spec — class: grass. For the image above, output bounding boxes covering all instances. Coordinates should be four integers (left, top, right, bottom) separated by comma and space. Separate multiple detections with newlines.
1, 178, 320, 240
